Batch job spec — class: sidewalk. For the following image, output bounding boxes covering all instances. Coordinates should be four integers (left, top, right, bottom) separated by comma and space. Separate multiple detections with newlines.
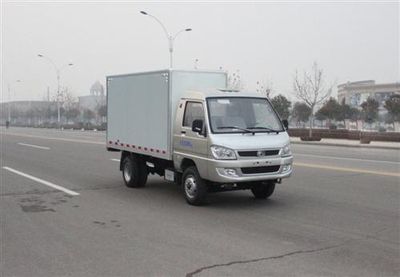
290, 137, 400, 150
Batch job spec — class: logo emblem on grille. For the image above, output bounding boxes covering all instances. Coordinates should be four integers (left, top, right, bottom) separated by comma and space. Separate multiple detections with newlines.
257, 151, 265, 157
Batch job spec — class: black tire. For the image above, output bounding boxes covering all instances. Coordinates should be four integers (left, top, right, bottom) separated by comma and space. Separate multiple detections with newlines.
251, 181, 276, 199
182, 166, 208, 205
122, 155, 148, 188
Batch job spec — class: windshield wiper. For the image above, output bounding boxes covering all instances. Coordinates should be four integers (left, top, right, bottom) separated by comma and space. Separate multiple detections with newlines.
218, 126, 255, 135
248, 126, 282, 133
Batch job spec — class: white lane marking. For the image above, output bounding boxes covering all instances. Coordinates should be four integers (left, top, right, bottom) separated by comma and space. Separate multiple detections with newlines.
111, 159, 120, 162
5, 132, 103, 145
17, 142, 50, 150
2, 167, 80, 196
295, 153, 399, 165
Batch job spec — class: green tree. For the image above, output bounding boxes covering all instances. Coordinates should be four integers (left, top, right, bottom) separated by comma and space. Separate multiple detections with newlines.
384, 95, 400, 123
270, 94, 291, 119
292, 102, 312, 126
336, 100, 348, 124
339, 99, 361, 124
315, 109, 327, 121
345, 106, 361, 122
315, 98, 341, 125
361, 97, 379, 124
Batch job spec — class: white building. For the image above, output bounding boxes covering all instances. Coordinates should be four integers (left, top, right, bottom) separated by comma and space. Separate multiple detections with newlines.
338, 80, 400, 114
78, 81, 106, 111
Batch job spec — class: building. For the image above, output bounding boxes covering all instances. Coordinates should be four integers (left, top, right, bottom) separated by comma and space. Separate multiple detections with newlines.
0, 100, 57, 125
337, 80, 400, 114
78, 81, 105, 111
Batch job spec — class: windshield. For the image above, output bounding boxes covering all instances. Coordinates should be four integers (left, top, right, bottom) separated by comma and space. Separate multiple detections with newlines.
207, 97, 284, 134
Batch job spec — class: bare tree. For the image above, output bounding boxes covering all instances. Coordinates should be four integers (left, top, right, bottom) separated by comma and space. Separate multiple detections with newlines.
61, 88, 76, 108
256, 80, 273, 98
293, 62, 333, 138
60, 87, 79, 124
227, 70, 243, 90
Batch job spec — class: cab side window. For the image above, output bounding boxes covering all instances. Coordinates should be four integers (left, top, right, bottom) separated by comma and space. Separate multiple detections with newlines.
183, 102, 204, 127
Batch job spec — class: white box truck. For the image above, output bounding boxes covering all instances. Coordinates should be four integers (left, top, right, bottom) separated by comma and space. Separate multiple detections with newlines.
107, 69, 293, 205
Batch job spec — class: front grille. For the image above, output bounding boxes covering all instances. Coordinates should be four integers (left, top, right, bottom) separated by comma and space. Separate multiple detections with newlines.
241, 165, 280, 174
238, 149, 280, 157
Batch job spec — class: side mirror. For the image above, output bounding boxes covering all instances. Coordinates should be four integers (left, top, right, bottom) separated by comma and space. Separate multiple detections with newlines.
192, 119, 203, 134
282, 119, 289, 130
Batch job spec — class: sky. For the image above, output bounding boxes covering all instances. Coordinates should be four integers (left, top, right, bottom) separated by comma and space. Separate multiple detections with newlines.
1, 1, 399, 103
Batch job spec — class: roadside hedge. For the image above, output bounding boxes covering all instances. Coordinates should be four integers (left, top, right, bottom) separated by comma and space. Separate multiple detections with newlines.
288, 128, 400, 142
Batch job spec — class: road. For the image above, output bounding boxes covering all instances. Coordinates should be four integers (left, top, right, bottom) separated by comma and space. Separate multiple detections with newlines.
1, 127, 399, 277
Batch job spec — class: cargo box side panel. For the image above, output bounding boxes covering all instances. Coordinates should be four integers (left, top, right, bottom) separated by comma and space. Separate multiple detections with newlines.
107, 72, 170, 159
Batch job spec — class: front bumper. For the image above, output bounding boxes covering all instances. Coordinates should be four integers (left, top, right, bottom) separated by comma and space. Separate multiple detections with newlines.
207, 156, 293, 183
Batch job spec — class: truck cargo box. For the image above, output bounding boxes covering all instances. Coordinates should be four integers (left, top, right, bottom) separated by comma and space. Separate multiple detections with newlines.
106, 69, 227, 160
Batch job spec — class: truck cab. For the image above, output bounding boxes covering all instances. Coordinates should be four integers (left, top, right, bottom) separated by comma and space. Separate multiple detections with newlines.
172, 90, 293, 204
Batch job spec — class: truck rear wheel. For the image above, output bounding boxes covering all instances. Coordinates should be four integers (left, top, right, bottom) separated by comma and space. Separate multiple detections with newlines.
122, 155, 147, 188
182, 166, 207, 205
251, 181, 275, 199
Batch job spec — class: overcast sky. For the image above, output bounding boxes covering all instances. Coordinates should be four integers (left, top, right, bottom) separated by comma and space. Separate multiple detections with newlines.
1, 1, 399, 102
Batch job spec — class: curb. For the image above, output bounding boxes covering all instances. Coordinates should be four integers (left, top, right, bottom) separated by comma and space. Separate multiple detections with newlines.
291, 140, 400, 150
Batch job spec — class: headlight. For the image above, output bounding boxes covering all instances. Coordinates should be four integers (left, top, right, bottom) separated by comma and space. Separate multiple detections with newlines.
281, 144, 292, 157
210, 145, 237, 160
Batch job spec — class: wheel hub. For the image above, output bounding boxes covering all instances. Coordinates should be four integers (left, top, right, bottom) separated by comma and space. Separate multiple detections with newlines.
184, 176, 197, 198
123, 160, 132, 182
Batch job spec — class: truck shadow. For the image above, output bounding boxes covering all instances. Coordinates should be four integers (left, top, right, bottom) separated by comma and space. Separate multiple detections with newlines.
206, 192, 287, 210
141, 178, 288, 210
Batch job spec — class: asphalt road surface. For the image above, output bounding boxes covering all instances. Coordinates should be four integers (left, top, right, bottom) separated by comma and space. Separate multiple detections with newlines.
1, 127, 399, 277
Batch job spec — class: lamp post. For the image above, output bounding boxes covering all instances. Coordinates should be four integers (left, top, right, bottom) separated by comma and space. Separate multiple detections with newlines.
7, 80, 21, 123
38, 54, 73, 127
140, 11, 192, 68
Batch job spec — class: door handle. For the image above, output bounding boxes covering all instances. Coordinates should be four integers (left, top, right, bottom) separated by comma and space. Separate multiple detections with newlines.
181, 131, 186, 134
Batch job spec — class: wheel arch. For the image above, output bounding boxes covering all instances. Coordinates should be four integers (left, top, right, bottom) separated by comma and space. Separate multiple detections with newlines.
180, 158, 197, 172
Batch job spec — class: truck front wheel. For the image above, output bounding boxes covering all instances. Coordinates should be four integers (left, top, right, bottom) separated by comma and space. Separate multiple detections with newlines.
251, 181, 276, 199
182, 166, 208, 205
122, 155, 147, 188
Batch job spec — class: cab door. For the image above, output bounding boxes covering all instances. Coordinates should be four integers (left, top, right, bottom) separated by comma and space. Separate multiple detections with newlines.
174, 101, 209, 174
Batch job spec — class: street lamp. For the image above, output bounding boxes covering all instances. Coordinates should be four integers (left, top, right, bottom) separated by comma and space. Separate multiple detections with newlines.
38, 54, 73, 127
7, 80, 21, 123
140, 11, 192, 68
